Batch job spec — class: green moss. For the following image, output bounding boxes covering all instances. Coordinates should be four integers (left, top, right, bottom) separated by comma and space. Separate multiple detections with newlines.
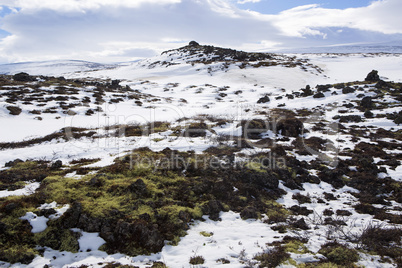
0, 201, 38, 264
149, 122, 171, 134
319, 243, 360, 266
238, 196, 248, 202
157, 204, 200, 221
200, 231, 213, 237
127, 164, 153, 177
285, 240, 310, 254
284, 259, 298, 266
263, 199, 290, 222
0, 244, 37, 264
189, 255, 205, 265
192, 205, 204, 219
12, 161, 39, 170
146, 172, 186, 186
246, 161, 267, 173
41, 174, 163, 218
168, 232, 186, 246
35, 227, 80, 252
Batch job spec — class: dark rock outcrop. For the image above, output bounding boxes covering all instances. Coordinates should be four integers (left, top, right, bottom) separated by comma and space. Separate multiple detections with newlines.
13, 72, 35, 82
276, 118, 303, 137
365, 70, 380, 82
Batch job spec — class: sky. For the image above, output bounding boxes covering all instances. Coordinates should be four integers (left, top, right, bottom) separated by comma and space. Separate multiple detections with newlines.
0, 0, 401, 63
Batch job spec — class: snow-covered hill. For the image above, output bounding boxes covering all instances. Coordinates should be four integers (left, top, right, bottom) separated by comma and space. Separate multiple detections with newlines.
0, 43, 401, 268
0, 60, 118, 77
277, 40, 402, 54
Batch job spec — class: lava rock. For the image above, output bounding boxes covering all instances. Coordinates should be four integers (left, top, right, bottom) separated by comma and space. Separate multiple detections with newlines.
61, 202, 82, 229
291, 218, 310, 230
240, 206, 258, 219
13, 72, 35, 82
375, 80, 389, 89
51, 160, 63, 169
6, 106, 22, 115
365, 70, 380, 82
342, 87, 355, 94
4, 159, 23, 167
257, 95, 270, 104
360, 96, 373, 109
129, 179, 149, 197
189, 41, 200, 46
37, 208, 57, 217
202, 200, 225, 221
277, 118, 304, 137
313, 92, 325, 98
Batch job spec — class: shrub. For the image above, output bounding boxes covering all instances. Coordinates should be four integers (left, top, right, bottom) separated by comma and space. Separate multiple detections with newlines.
284, 240, 310, 254
254, 246, 290, 268
184, 122, 208, 137
189, 255, 205, 265
150, 262, 167, 268
216, 258, 230, 264
359, 224, 402, 260
292, 193, 311, 204
319, 242, 359, 266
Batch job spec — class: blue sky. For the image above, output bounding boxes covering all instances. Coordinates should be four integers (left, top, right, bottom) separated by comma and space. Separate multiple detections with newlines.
0, 6, 13, 38
0, 0, 400, 63
236, 0, 373, 14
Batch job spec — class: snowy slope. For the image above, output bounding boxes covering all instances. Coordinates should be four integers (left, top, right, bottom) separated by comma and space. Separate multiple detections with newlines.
0, 60, 118, 76
0, 44, 401, 268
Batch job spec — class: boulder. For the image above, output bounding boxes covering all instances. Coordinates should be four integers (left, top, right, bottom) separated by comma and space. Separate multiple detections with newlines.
277, 118, 303, 137
6, 106, 22, 116
365, 70, 380, 82
13, 72, 35, 82
360, 96, 373, 109
240, 206, 258, 219
189, 41, 200, 46
257, 95, 270, 104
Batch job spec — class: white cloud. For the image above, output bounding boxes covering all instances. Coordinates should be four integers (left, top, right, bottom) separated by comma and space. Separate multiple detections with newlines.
237, 0, 261, 4
0, 0, 400, 63
271, 1, 402, 37
0, 0, 182, 12
0, 0, 281, 63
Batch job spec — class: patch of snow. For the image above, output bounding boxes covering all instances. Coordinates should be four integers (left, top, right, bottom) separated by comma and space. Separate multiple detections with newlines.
20, 212, 48, 233
70, 229, 106, 252
0, 182, 40, 198
38, 202, 70, 219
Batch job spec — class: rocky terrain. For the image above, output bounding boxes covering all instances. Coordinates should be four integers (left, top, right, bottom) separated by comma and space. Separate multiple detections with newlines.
0, 43, 401, 268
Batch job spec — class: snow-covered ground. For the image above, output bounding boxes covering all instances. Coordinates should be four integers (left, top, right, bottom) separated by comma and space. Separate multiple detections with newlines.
0, 49, 401, 267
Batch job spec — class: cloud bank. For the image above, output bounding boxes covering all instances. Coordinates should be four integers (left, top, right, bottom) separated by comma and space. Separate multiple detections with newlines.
0, 0, 401, 63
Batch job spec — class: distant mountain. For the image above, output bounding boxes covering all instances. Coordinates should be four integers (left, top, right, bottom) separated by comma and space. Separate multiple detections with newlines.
278, 41, 402, 53
0, 60, 117, 76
